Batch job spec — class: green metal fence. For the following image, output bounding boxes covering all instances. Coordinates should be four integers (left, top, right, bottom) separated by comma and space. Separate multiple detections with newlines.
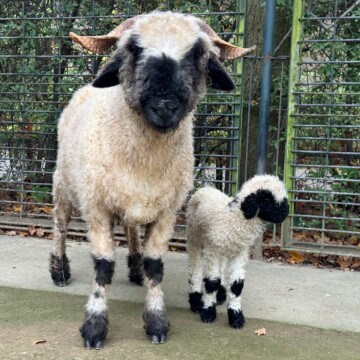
0, 0, 248, 246
283, 0, 360, 256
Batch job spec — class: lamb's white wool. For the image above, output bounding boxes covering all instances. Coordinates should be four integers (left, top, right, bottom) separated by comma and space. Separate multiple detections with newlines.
187, 175, 289, 328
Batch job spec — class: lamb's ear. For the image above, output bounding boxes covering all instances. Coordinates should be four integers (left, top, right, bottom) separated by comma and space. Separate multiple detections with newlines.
240, 193, 258, 219
207, 57, 235, 91
257, 189, 289, 223
92, 55, 123, 88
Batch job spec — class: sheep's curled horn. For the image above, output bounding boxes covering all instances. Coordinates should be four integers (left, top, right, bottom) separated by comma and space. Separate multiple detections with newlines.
68, 15, 256, 60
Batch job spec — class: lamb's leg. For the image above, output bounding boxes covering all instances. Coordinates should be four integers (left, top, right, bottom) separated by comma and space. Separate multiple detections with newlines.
188, 237, 204, 313
126, 225, 144, 285
49, 182, 72, 286
227, 252, 247, 329
217, 257, 227, 305
200, 253, 221, 323
80, 211, 115, 350
142, 215, 173, 344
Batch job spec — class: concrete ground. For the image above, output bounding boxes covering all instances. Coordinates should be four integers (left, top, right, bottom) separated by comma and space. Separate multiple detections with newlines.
0, 236, 359, 359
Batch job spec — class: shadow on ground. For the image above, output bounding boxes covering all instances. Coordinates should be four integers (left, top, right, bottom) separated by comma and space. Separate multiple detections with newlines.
0, 286, 359, 360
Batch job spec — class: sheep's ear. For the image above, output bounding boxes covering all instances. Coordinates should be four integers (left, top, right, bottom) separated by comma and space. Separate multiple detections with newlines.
207, 58, 235, 91
92, 56, 123, 88
240, 193, 258, 219
257, 189, 289, 224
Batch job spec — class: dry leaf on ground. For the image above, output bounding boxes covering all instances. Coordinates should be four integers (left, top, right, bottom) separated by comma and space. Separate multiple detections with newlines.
6, 230, 17, 236
255, 327, 266, 336
32, 339, 46, 345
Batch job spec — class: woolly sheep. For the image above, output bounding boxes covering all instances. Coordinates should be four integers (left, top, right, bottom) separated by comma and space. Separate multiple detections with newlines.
187, 175, 289, 328
49, 11, 255, 349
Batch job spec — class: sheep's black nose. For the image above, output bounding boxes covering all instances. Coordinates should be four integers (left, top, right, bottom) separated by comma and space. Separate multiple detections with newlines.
144, 99, 185, 132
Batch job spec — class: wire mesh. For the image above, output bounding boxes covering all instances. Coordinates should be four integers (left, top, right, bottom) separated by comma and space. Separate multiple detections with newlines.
284, 0, 360, 256
0, 1, 247, 246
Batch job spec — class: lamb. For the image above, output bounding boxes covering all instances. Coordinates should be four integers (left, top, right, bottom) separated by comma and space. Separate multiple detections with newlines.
49, 11, 255, 349
187, 175, 289, 328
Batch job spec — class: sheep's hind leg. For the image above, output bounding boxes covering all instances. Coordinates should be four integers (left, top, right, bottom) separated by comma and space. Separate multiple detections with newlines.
187, 237, 204, 313
200, 253, 221, 323
80, 212, 115, 350
126, 224, 144, 285
227, 252, 247, 329
49, 185, 72, 286
142, 216, 173, 344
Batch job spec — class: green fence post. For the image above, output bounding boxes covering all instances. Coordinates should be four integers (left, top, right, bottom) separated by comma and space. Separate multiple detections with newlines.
282, 0, 304, 249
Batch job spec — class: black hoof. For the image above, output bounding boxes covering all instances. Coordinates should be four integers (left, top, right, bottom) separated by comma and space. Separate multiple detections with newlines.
216, 285, 227, 305
80, 312, 108, 349
49, 254, 71, 286
228, 308, 245, 329
200, 305, 216, 323
189, 292, 204, 313
127, 254, 144, 286
143, 310, 170, 344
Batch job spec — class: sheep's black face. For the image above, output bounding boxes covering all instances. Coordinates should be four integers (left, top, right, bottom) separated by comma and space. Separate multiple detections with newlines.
256, 190, 289, 224
240, 189, 289, 224
92, 38, 236, 132
139, 55, 190, 132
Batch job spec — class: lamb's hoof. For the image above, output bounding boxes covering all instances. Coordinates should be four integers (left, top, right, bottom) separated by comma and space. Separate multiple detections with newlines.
127, 254, 144, 286
188, 292, 204, 313
49, 254, 71, 286
143, 310, 170, 344
80, 312, 108, 350
228, 308, 245, 329
200, 305, 216, 323
216, 285, 227, 305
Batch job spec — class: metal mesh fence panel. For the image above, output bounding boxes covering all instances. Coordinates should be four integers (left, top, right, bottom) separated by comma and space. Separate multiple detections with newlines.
0, 1, 247, 247
283, 0, 360, 256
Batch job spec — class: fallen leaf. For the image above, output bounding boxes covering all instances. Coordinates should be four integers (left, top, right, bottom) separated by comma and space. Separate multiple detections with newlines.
337, 257, 352, 270
32, 339, 46, 345
28, 225, 36, 236
6, 230, 17, 236
255, 327, 266, 336
36, 228, 46, 238
19, 231, 28, 237
287, 251, 305, 264
39, 206, 53, 215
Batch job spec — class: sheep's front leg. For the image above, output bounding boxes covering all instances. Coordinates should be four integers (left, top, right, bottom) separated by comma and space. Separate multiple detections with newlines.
49, 183, 72, 286
80, 212, 115, 350
142, 215, 173, 344
200, 253, 221, 323
125, 225, 144, 285
227, 252, 247, 329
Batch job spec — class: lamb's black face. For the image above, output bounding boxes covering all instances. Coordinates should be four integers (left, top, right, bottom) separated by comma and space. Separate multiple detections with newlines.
92, 37, 236, 132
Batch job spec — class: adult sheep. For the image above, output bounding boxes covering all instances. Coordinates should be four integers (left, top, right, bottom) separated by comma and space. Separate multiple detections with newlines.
49, 11, 255, 349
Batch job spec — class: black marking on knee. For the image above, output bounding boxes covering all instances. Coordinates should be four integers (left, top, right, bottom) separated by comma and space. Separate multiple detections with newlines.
189, 292, 204, 313
204, 277, 221, 294
80, 311, 109, 349
127, 253, 144, 286
94, 290, 102, 299
200, 305, 216, 323
93, 257, 115, 287
230, 279, 244, 297
143, 257, 164, 285
49, 253, 71, 286
216, 284, 227, 305
228, 308, 245, 329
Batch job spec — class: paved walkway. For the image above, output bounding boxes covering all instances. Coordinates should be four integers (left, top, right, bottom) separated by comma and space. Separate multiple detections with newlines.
1, 235, 359, 333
